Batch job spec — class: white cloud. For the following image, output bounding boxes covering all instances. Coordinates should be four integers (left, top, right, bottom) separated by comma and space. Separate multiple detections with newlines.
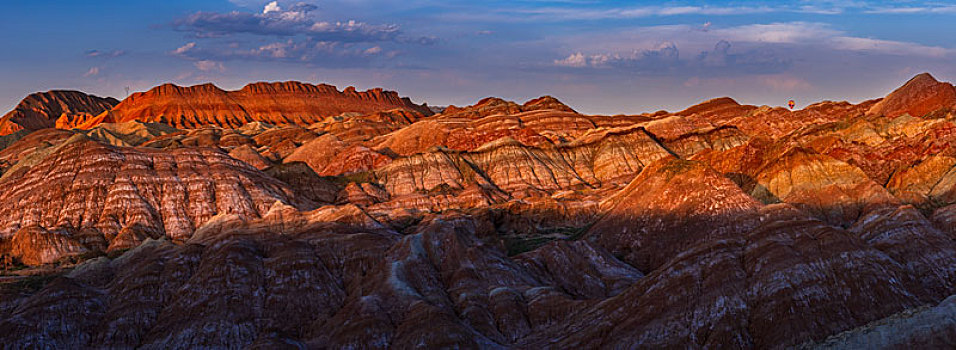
174, 4, 402, 43
554, 52, 587, 67
713, 22, 838, 44
865, 5, 956, 14
554, 21, 954, 70
194, 60, 225, 72
255, 41, 295, 58
85, 49, 126, 58
172, 42, 197, 55
715, 22, 953, 56
515, 5, 778, 20
554, 42, 682, 70
829, 36, 950, 57
83, 67, 100, 77
363, 46, 382, 55
263, 1, 281, 14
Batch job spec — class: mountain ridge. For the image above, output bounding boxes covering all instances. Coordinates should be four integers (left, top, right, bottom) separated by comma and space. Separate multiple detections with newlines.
3, 72, 956, 348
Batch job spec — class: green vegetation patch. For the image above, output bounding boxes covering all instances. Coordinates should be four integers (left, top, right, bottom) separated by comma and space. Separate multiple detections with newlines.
505, 236, 556, 256
0, 274, 60, 295
504, 225, 592, 256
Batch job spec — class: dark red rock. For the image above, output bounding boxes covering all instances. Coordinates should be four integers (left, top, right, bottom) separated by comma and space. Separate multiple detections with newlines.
6, 73, 956, 349
868, 73, 956, 118
107, 82, 432, 129
0, 90, 118, 135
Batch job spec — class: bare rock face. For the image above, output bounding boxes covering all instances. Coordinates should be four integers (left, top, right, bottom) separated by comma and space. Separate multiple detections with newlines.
751, 147, 900, 227
557, 125, 673, 184
586, 158, 762, 271
811, 294, 956, 348
228, 144, 273, 170
81, 121, 179, 147
265, 162, 341, 204
372, 125, 672, 211
528, 203, 933, 349
310, 109, 423, 143
284, 133, 390, 176
438, 97, 528, 119
9, 73, 956, 348
676, 96, 756, 124
868, 73, 956, 118
0, 136, 308, 264
522, 95, 577, 113
514, 240, 642, 297
306, 214, 633, 348
376, 148, 472, 197
659, 125, 749, 158
9, 226, 91, 265
0, 90, 118, 135
368, 116, 552, 158
0, 211, 641, 348
106, 82, 432, 129
0, 128, 77, 175
464, 137, 588, 193
887, 155, 956, 212
851, 205, 956, 298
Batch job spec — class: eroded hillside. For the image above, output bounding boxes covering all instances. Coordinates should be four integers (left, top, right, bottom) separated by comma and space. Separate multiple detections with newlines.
3, 73, 956, 348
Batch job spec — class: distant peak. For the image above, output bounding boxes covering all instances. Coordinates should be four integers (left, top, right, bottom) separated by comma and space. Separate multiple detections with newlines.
707, 97, 740, 105
475, 97, 509, 106
676, 96, 745, 118
1, 90, 119, 135
239, 81, 337, 94
867, 71, 956, 118
908, 72, 940, 84
523, 95, 577, 113
694, 97, 740, 108
148, 82, 224, 96
524, 95, 560, 104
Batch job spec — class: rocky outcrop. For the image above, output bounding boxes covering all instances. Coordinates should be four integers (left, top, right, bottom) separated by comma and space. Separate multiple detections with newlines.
515, 240, 641, 297
527, 203, 934, 349
228, 145, 273, 170
105, 82, 432, 129
522, 95, 577, 113
82, 121, 179, 147
0, 90, 118, 135
310, 109, 423, 143
0, 136, 309, 264
0, 212, 640, 348
586, 158, 761, 271
811, 294, 956, 348
464, 137, 588, 194
7, 73, 956, 348
265, 162, 341, 204
676, 96, 756, 123
658, 125, 749, 158
868, 73, 956, 118
284, 133, 390, 176
751, 147, 900, 227
372, 125, 672, 208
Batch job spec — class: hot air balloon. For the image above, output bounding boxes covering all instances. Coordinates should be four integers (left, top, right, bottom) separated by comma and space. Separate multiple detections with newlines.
788, 100, 795, 110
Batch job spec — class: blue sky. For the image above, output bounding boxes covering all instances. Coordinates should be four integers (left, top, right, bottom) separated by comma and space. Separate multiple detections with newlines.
2, 0, 956, 114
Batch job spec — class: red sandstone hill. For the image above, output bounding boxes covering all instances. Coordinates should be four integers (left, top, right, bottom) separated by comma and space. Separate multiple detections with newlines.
868, 72, 956, 118
5, 73, 956, 348
100, 81, 433, 129
0, 90, 118, 135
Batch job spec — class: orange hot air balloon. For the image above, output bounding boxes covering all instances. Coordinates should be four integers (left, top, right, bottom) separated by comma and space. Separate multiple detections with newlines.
788, 100, 795, 110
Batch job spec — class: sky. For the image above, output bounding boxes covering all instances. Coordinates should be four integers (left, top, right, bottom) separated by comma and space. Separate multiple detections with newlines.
2, 0, 956, 115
